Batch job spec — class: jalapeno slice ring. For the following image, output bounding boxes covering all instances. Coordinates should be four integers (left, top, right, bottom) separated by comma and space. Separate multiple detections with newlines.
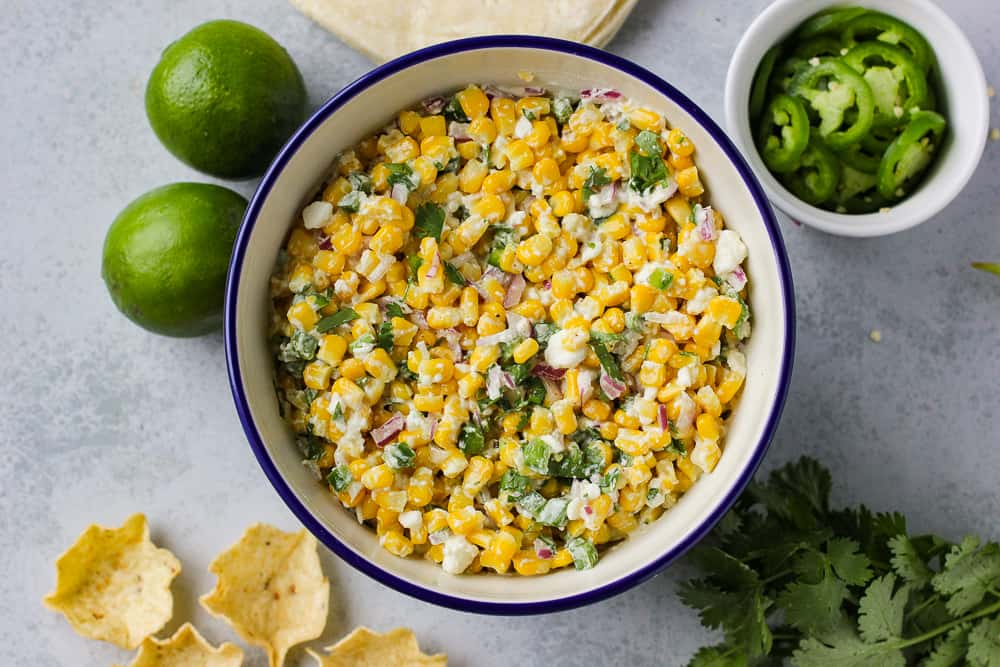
794, 6, 870, 40
750, 45, 783, 121
781, 132, 842, 205
843, 42, 928, 127
757, 94, 811, 173
790, 59, 875, 150
876, 110, 946, 199
841, 11, 934, 73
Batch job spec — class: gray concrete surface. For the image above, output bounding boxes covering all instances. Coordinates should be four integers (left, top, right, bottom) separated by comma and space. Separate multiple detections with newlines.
2, 0, 998, 664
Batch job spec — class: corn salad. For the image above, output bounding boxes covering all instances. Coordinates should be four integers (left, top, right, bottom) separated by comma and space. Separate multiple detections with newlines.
269, 84, 751, 575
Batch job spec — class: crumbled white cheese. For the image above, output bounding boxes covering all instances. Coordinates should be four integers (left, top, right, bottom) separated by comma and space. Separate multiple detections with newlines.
685, 286, 718, 315
398, 510, 423, 532
302, 201, 333, 229
726, 350, 747, 377
514, 116, 533, 139
713, 230, 748, 275
544, 328, 588, 369
442, 535, 479, 574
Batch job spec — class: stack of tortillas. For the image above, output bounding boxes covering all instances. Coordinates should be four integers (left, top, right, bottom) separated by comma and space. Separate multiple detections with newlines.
289, 0, 640, 63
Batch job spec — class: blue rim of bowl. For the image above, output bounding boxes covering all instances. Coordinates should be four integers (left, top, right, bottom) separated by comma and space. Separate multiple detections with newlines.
225, 34, 796, 615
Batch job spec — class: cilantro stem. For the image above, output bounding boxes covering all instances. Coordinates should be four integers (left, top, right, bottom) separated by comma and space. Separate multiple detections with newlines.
903, 593, 939, 622
896, 598, 1000, 650
761, 569, 795, 585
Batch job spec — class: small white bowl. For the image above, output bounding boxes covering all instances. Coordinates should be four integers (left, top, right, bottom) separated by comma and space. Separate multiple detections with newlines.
226, 36, 795, 613
725, 0, 990, 237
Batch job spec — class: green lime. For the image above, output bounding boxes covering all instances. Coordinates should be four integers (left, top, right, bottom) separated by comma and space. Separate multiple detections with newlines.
145, 20, 307, 179
101, 183, 247, 337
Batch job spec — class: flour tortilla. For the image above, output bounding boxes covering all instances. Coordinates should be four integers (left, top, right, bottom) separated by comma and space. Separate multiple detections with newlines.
290, 0, 638, 62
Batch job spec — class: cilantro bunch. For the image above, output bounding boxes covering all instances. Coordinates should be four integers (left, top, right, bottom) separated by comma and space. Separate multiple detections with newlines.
679, 457, 1000, 666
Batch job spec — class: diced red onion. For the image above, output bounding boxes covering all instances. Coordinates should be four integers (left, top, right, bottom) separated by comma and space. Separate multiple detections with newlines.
503, 274, 526, 308
428, 416, 438, 440
425, 252, 441, 279
541, 377, 563, 401
486, 365, 504, 399
318, 235, 332, 250
658, 403, 669, 430
371, 413, 405, 446
532, 363, 566, 380
580, 88, 623, 103
500, 370, 517, 390
421, 96, 446, 114
726, 267, 748, 291
584, 505, 594, 515
440, 328, 463, 358
448, 121, 471, 141
543, 280, 551, 290
533, 538, 554, 559
507, 312, 533, 338
474, 264, 512, 298
482, 84, 508, 99
695, 205, 718, 241
600, 371, 626, 400
390, 183, 409, 205
520, 86, 547, 96
410, 310, 428, 329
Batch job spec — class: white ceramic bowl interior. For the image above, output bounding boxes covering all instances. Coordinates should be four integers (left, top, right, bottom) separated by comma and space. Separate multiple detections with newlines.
227, 37, 794, 613
725, 0, 989, 237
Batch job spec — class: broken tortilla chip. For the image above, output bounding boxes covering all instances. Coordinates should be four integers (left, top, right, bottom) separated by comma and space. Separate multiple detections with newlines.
200, 523, 329, 667
308, 627, 447, 667
116, 623, 244, 667
43, 513, 181, 649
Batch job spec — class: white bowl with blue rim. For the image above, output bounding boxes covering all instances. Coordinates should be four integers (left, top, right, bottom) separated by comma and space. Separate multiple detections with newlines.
225, 35, 795, 614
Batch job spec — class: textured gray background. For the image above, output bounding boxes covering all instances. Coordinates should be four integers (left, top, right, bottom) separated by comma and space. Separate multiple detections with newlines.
2, 0, 998, 665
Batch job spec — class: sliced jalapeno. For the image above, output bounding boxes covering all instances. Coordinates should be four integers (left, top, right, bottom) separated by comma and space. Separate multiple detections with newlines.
757, 94, 810, 173
793, 36, 846, 61
841, 11, 934, 73
843, 42, 928, 127
750, 45, 783, 121
835, 164, 879, 206
836, 141, 883, 174
769, 57, 811, 95
877, 110, 946, 199
794, 6, 870, 40
781, 132, 842, 205
790, 59, 874, 150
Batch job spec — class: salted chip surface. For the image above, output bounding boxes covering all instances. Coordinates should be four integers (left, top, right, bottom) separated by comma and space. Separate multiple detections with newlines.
309, 627, 447, 667
43, 513, 180, 649
116, 623, 244, 667
200, 523, 329, 667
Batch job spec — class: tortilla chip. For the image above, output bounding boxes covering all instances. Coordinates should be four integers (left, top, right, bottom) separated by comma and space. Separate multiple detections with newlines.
117, 623, 244, 667
43, 513, 180, 649
200, 523, 329, 667
308, 627, 447, 667
288, 0, 631, 63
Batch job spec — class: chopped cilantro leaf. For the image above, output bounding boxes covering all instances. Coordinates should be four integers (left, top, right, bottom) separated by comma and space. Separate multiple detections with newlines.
552, 97, 576, 124
385, 301, 406, 319
443, 261, 466, 285
589, 337, 623, 381
337, 190, 363, 212
458, 422, 485, 456
582, 165, 612, 202
413, 202, 445, 241
316, 308, 359, 332
386, 162, 419, 191
347, 171, 372, 194
567, 537, 599, 570
629, 151, 668, 193
523, 438, 552, 475
500, 469, 531, 501
635, 129, 663, 156
376, 320, 394, 351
